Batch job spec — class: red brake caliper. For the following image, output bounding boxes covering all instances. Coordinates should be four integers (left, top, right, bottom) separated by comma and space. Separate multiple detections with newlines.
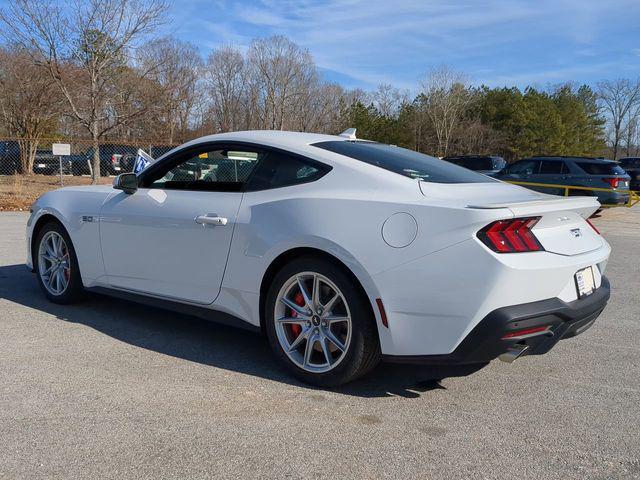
289, 292, 305, 337
63, 247, 70, 281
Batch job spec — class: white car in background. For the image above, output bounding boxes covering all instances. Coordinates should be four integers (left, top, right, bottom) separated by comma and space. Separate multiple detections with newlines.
26, 130, 611, 386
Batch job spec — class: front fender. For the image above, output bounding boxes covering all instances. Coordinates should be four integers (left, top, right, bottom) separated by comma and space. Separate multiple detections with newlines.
27, 187, 112, 284
26, 202, 74, 270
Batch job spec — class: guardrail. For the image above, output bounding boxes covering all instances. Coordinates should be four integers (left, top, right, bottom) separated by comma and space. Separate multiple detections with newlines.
505, 181, 640, 208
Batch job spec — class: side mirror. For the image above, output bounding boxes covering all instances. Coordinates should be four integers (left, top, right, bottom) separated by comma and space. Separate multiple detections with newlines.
113, 173, 138, 194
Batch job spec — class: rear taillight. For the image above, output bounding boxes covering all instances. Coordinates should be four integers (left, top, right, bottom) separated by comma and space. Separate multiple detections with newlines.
111, 155, 117, 164
586, 218, 600, 235
477, 217, 543, 253
602, 177, 619, 188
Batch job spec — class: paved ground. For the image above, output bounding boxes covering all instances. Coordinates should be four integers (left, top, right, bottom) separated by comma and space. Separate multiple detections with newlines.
0, 209, 638, 479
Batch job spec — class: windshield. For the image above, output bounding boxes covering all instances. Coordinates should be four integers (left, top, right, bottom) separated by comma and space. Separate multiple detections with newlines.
313, 141, 494, 183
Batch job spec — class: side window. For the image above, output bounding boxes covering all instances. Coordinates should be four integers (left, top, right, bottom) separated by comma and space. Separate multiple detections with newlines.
143, 147, 262, 192
508, 160, 538, 175
246, 151, 330, 191
539, 161, 564, 174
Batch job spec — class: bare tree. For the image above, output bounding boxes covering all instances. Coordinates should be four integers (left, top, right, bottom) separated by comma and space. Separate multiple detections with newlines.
0, 0, 168, 181
372, 83, 409, 118
0, 45, 62, 173
419, 66, 473, 157
294, 82, 345, 133
247, 36, 317, 130
204, 45, 249, 133
597, 79, 640, 160
137, 37, 202, 143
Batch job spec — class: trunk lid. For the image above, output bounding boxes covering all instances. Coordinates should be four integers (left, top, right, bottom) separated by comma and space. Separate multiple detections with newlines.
419, 180, 604, 255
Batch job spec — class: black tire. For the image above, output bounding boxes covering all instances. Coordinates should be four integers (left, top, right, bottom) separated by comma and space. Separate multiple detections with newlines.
264, 256, 380, 387
34, 221, 84, 304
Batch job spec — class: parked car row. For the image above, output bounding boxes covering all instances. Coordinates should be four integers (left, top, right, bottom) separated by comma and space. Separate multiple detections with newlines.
0, 141, 174, 176
443, 154, 635, 205
70, 144, 139, 176
0, 141, 20, 173
619, 157, 640, 191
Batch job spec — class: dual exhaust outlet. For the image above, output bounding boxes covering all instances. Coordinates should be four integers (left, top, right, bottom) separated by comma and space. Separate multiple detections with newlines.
498, 344, 530, 363
498, 325, 555, 362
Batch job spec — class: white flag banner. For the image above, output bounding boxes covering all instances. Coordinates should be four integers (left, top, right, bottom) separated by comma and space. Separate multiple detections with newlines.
133, 149, 155, 174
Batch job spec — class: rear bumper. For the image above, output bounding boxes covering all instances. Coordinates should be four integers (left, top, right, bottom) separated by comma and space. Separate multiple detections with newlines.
383, 276, 610, 365
597, 191, 629, 205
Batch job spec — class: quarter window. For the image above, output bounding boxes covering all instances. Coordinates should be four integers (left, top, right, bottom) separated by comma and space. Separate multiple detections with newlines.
246, 151, 330, 191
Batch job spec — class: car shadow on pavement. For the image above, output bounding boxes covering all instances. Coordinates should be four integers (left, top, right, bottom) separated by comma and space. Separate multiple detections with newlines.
0, 263, 486, 398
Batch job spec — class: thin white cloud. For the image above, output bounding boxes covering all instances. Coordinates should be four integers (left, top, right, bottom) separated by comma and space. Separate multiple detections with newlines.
169, 0, 640, 88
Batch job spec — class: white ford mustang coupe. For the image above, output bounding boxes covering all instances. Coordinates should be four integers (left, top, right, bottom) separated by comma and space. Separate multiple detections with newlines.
27, 130, 611, 386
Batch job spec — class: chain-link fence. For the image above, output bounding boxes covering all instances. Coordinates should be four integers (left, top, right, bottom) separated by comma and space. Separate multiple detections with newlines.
0, 138, 176, 211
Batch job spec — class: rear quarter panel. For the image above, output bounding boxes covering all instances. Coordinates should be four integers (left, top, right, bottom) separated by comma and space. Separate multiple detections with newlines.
219, 166, 513, 333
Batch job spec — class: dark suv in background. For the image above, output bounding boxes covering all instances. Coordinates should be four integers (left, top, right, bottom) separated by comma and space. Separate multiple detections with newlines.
495, 156, 631, 205
442, 155, 506, 175
0, 141, 21, 174
619, 157, 640, 191
71, 144, 139, 176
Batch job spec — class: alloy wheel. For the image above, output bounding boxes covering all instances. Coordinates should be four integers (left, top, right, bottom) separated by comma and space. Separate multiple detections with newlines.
274, 271, 352, 373
38, 231, 71, 296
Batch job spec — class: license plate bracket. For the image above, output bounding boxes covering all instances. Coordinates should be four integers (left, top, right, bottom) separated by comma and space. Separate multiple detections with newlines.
575, 266, 596, 298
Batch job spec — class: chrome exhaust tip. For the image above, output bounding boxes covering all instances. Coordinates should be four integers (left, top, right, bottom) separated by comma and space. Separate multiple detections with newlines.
499, 344, 529, 363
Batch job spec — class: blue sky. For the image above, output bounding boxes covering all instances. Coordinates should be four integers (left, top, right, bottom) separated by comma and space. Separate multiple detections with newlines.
165, 0, 640, 91
2, 0, 638, 90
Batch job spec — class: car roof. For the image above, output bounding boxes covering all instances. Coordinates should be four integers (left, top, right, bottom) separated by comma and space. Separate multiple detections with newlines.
180, 130, 349, 151
523, 156, 615, 164
153, 130, 363, 168
443, 154, 502, 159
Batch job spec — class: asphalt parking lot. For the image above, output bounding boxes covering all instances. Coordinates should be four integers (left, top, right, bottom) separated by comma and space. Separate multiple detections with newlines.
1, 210, 639, 479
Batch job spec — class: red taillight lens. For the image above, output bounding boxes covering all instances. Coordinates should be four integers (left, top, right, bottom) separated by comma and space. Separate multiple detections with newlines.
111, 155, 117, 164
477, 217, 543, 253
603, 177, 619, 188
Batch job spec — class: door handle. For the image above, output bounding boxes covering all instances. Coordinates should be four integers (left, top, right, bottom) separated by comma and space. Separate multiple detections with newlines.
195, 215, 228, 226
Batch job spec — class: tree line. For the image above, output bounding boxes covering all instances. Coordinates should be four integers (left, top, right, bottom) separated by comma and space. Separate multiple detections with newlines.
0, 0, 639, 181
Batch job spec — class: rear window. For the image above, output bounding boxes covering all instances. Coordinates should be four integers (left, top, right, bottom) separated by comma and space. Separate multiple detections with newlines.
576, 162, 626, 175
313, 141, 494, 183
621, 158, 640, 168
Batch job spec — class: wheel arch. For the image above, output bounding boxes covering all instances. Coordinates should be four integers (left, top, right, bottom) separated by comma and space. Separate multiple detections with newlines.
30, 213, 67, 268
258, 246, 382, 346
